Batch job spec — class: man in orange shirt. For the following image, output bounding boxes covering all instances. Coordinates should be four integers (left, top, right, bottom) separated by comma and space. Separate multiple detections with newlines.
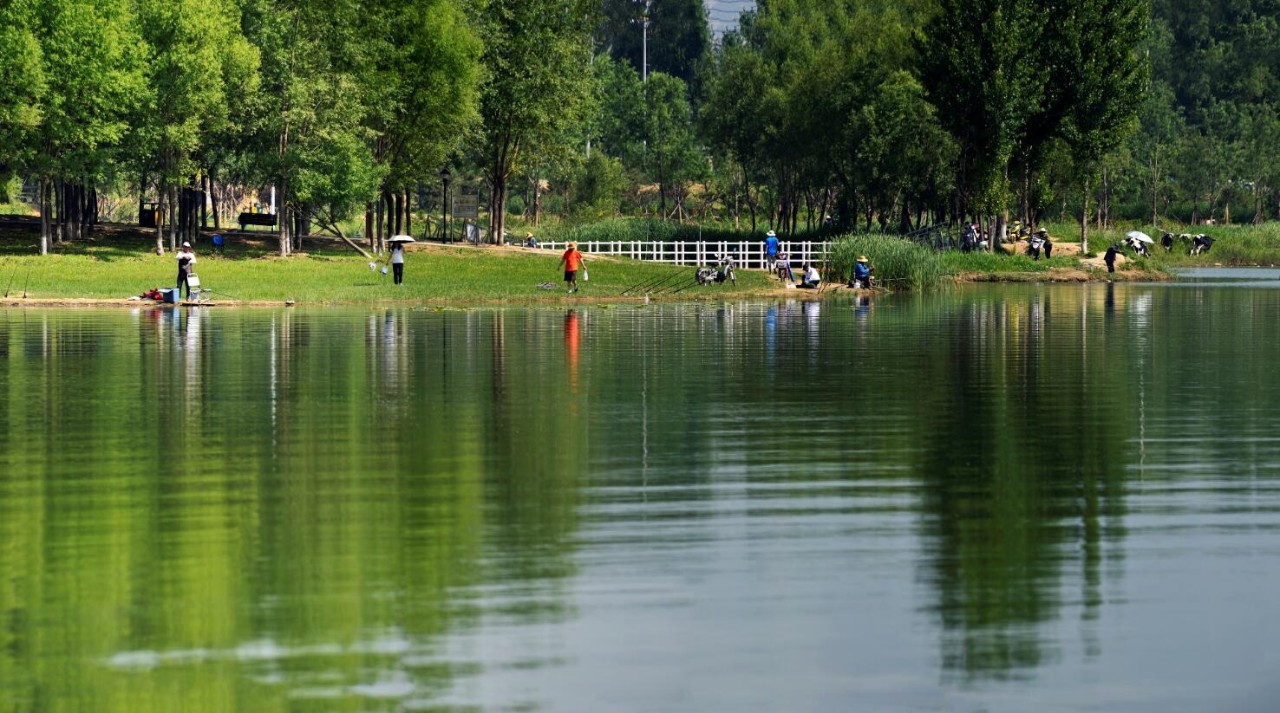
558, 241, 587, 293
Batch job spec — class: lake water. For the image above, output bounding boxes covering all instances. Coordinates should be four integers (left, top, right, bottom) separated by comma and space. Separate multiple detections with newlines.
2, 277, 1280, 712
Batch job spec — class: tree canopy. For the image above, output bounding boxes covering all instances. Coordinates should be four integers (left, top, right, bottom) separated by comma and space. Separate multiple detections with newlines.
2, 0, 1279, 257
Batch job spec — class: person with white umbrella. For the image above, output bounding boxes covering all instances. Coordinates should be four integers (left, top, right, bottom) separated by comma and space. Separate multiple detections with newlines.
386, 235, 414, 285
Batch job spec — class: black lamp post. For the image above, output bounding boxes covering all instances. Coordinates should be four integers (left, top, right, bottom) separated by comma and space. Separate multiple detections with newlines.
439, 166, 450, 242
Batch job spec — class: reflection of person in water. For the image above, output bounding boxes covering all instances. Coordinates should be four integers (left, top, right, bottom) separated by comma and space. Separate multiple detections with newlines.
564, 310, 580, 399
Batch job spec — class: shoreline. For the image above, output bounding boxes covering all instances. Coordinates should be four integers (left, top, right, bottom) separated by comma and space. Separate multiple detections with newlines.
0, 267, 1172, 310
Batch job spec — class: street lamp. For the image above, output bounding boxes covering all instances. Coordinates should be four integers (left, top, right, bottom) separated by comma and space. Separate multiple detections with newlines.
439, 166, 450, 242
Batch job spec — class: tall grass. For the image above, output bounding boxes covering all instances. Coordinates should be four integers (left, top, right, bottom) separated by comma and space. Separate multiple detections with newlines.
939, 251, 1078, 273
827, 233, 947, 292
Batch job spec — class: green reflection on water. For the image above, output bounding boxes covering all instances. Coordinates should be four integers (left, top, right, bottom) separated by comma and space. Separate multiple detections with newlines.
0, 307, 586, 711
2, 282, 1280, 708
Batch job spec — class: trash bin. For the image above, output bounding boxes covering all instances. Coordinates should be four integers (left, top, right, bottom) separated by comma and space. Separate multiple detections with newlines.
162, 288, 180, 304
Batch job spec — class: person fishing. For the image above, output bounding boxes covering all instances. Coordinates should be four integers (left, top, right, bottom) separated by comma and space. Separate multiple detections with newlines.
559, 241, 587, 293
851, 255, 874, 289
798, 263, 822, 289
1104, 244, 1120, 273
176, 242, 197, 298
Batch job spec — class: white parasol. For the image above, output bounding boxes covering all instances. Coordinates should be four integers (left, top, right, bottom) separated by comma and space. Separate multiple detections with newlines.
388, 234, 416, 243
1125, 230, 1154, 244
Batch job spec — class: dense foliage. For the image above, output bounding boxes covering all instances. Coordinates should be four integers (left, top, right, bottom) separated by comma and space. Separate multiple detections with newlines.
1, 0, 1279, 257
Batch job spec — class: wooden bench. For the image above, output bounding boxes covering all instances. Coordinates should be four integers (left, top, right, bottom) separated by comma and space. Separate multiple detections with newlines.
238, 212, 277, 231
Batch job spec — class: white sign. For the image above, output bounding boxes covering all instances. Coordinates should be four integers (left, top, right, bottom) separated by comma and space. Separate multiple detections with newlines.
452, 194, 478, 219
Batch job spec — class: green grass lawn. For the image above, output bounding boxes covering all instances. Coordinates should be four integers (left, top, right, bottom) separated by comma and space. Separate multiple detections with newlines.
0, 222, 773, 303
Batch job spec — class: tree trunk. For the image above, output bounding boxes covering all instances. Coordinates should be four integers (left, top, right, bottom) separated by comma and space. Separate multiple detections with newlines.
375, 194, 384, 254
1150, 155, 1159, 226
154, 178, 165, 255
493, 180, 508, 244
533, 177, 542, 228
1080, 178, 1090, 256
39, 179, 50, 255
296, 206, 309, 251
365, 203, 374, 247
278, 177, 291, 257
393, 191, 403, 235
1254, 181, 1263, 225
172, 185, 181, 252
54, 178, 64, 244
89, 184, 99, 234
209, 172, 221, 230
404, 189, 412, 236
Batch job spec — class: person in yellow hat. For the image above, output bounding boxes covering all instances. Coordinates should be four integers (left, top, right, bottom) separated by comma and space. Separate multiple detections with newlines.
524, 231, 539, 248
851, 255, 874, 289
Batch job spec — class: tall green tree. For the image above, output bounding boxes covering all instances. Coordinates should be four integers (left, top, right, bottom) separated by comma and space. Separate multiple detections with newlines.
26, 0, 149, 254
476, 0, 596, 244
0, 0, 46, 175
598, 0, 710, 88
355, 0, 482, 251
1057, 0, 1149, 253
1130, 80, 1182, 226
643, 71, 706, 219
917, 0, 1051, 235
136, 0, 260, 254
242, 0, 380, 257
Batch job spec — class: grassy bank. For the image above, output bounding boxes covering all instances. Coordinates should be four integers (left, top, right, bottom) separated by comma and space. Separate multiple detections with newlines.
0, 222, 773, 304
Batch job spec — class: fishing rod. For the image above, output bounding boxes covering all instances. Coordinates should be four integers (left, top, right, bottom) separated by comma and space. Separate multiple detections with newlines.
631, 270, 684, 296
202, 288, 244, 301
622, 270, 680, 296
3, 267, 14, 298
649, 274, 693, 296
21, 268, 31, 298
666, 279, 703, 295
620, 274, 664, 295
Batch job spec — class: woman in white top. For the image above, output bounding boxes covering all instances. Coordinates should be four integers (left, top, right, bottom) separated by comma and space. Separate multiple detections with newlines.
176, 242, 197, 298
388, 242, 405, 284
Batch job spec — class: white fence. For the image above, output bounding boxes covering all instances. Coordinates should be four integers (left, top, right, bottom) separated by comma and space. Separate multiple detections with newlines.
536, 240, 831, 270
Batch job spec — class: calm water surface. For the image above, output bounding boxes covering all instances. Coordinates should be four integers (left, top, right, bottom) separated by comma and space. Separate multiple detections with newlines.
2, 279, 1280, 712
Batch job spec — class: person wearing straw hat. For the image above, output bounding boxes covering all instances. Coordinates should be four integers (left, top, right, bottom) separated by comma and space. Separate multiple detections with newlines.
851, 255, 874, 289
176, 242, 197, 298
524, 232, 539, 248
559, 241, 586, 293
1038, 228, 1053, 259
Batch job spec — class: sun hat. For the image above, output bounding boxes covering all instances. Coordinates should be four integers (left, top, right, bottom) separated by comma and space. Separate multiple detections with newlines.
766, 230, 776, 237
857, 255, 868, 262
182, 242, 191, 248
568, 241, 577, 248
526, 232, 534, 238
